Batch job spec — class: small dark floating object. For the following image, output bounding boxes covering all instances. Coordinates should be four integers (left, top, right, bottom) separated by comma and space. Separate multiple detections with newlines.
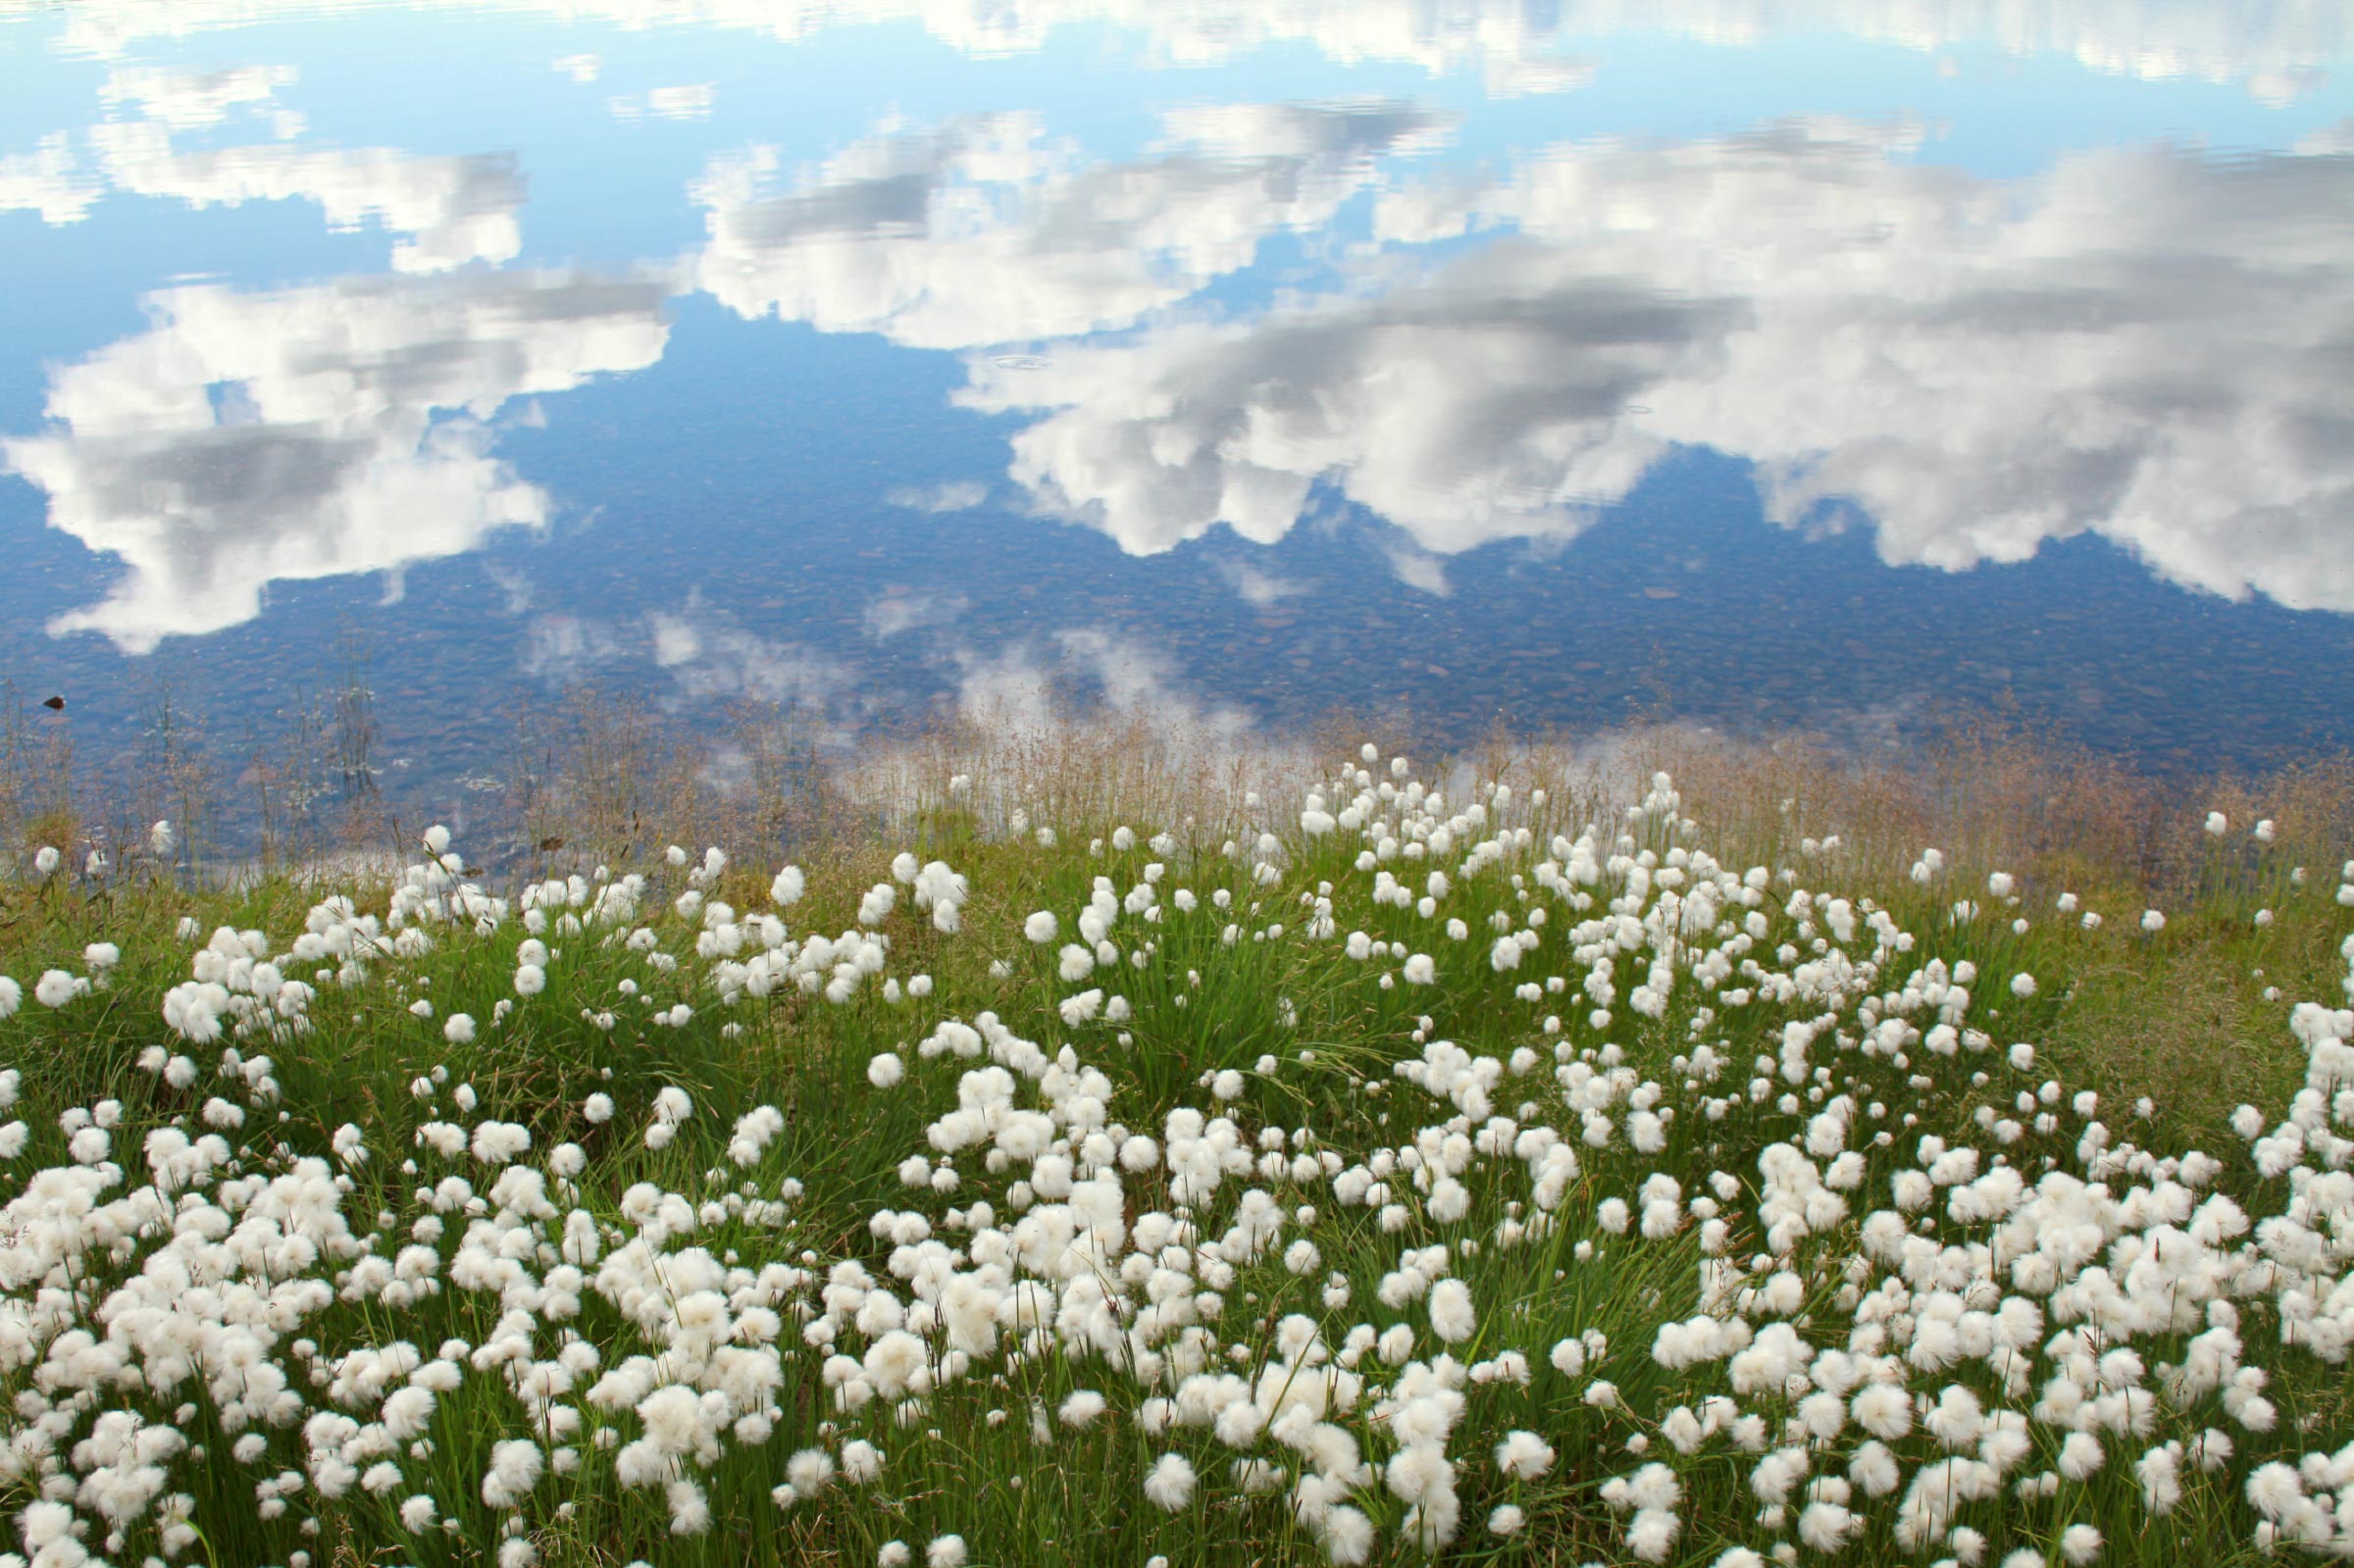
39, 695, 64, 711
539, 835, 566, 852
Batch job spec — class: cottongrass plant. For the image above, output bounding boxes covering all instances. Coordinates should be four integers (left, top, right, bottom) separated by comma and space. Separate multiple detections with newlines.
0, 746, 2349, 1567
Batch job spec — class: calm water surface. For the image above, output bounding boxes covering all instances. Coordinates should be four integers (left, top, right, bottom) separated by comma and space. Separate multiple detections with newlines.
3, 0, 2352, 819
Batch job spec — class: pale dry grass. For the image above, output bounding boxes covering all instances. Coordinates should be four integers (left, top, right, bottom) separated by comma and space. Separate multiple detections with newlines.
8, 683, 2351, 922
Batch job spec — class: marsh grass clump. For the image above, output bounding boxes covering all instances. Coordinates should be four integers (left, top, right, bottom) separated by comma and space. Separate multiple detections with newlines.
0, 737, 2349, 1568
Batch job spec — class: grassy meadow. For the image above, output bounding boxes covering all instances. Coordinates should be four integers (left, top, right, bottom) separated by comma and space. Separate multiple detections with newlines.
0, 720, 2350, 1568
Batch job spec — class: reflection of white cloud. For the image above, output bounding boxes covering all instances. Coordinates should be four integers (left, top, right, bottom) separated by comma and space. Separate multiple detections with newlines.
955, 627, 1252, 738
650, 612, 705, 665
692, 101, 1454, 347
1382, 541, 1451, 596
646, 604, 853, 705
552, 52, 601, 82
2299, 119, 2354, 155
1481, 55, 1600, 98
0, 134, 103, 224
99, 64, 293, 128
4, 271, 671, 652
485, 560, 535, 612
1214, 558, 1305, 606
961, 262, 1719, 554
523, 612, 627, 680
8, 0, 2342, 99
864, 590, 970, 637
965, 121, 2354, 611
609, 83, 718, 123
885, 479, 989, 512
4, 65, 527, 272
91, 119, 527, 272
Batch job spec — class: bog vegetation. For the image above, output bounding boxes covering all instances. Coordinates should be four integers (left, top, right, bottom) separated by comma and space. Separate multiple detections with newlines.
0, 723, 2350, 1568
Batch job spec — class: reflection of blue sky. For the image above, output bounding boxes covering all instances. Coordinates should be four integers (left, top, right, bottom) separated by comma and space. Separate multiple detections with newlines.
1, 0, 2352, 784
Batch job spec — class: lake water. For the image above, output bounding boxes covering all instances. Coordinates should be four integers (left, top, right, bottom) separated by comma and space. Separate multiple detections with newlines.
4, 0, 2353, 821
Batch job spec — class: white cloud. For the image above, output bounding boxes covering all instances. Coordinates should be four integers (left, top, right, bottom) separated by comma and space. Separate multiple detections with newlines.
5, 270, 671, 652
963, 119, 2354, 610
691, 101, 1454, 348
552, 52, 601, 82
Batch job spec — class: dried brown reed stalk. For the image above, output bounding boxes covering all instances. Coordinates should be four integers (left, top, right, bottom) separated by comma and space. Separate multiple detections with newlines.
0, 708, 76, 860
